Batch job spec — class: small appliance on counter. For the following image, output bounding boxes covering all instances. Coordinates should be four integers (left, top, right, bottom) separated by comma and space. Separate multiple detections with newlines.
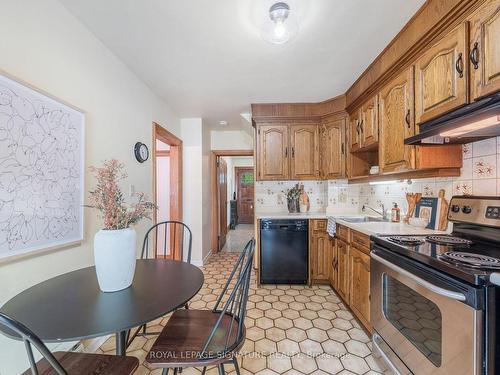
370, 196, 500, 375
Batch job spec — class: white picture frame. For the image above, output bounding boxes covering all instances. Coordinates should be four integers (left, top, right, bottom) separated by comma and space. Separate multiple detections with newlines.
0, 72, 85, 261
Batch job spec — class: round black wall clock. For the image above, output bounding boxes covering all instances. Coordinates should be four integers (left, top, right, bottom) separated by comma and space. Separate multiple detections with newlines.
134, 142, 149, 163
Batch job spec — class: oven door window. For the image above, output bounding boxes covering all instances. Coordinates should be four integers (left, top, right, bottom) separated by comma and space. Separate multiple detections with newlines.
383, 274, 442, 367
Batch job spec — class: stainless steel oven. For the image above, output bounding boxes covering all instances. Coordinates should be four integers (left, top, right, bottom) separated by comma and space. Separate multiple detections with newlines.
371, 247, 483, 375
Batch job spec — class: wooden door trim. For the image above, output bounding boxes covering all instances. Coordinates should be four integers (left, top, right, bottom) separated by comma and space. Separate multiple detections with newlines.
235, 166, 255, 224
152, 122, 183, 260
210, 150, 254, 253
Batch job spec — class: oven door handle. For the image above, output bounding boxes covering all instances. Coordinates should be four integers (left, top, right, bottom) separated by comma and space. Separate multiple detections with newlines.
372, 252, 467, 301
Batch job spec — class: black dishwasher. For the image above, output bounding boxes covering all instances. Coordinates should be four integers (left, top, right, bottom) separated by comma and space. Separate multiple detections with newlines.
260, 219, 308, 284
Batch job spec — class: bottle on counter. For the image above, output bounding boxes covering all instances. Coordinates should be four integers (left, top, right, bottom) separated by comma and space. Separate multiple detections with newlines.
299, 184, 310, 213
391, 202, 401, 222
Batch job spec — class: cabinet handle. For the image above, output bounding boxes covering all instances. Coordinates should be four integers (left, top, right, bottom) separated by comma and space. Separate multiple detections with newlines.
455, 52, 464, 78
470, 42, 479, 70
291, 147, 295, 158
341, 143, 345, 155
405, 109, 411, 128
356, 121, 360, 134
359, 120, 364, 133
285, 147, 288, 158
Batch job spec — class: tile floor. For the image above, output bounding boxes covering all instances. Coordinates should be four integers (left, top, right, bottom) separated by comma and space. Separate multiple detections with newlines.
222, 224, 255, 252
95, 251, 382, 375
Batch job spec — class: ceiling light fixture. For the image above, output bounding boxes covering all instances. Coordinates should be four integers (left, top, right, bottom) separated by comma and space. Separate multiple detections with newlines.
261, 2, 298, 45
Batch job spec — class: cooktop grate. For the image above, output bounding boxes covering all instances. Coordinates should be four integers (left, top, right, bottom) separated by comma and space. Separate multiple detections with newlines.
388, 236, 425, 246
439, 252, 500, 269
426, 235, 473, 246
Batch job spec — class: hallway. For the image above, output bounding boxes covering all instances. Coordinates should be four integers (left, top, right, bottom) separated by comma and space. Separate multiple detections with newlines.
222, 225, 255, 252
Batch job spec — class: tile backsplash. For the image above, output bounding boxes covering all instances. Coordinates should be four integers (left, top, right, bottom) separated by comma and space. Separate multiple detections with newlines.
255, 137, 500, 215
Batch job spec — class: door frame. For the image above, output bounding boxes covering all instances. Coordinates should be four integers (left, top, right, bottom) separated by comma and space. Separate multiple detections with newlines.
235, 166, 255, 224
152, 122, 183, 225
210, 149, 253, 253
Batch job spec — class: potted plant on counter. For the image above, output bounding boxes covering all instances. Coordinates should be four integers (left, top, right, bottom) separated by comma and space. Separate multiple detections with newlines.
87, 159, 155, 292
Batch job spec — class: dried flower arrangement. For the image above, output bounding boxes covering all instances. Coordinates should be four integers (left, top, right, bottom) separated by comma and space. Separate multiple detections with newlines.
86, 159, 156, 230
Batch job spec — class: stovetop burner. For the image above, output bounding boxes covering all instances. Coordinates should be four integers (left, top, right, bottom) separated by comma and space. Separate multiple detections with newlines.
388, 236, 425, 246
439, 252, 500, 269
426, 235, 473, 246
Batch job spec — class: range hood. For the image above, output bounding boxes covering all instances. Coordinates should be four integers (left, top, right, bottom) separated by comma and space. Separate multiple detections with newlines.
405, 93, 500, 145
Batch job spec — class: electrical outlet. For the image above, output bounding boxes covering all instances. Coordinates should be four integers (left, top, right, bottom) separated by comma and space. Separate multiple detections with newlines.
129, 184, 135, 197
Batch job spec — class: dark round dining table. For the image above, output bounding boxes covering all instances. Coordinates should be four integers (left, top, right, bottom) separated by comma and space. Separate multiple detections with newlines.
0, 259, 204, 356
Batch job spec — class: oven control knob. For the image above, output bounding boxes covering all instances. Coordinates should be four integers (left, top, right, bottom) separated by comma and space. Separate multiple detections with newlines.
462, 205, 472, 214
451, 205, 460, 213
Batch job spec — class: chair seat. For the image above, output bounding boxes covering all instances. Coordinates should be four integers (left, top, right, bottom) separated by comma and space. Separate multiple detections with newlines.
147, 309, 245, 368
21, 351, 139, 375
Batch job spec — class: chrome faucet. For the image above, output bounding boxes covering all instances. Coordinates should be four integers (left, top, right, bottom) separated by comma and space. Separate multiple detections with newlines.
362, 204, 387, 220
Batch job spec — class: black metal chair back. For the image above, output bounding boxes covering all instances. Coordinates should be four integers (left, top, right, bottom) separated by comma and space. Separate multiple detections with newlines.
200, 238, 255, 358
0, 312, 68, 375
141, 221, 192, 263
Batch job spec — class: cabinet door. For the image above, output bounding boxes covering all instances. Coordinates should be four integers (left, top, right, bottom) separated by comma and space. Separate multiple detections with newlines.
349, 112, 362, 151
336, 240, 350, 302
324, 118, 346, 179
361, 96, 378, 148
349, 246, 371, 330
415, 23, 469, 125
290, 124, 319, 180
469, 0, 500, 100
311, 231, 333, 282
329, 238, 337, 289
257, 124, 289, 180
379, 67, 416, 172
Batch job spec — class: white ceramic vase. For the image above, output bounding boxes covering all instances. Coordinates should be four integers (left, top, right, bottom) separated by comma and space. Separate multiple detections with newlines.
93, 227, 137, 292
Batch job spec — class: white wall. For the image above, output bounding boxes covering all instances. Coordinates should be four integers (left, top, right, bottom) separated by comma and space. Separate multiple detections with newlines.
211, 130, 254, 150
201, 122, 212, 261
181, 119, 204, 265
0, 1, 180, 373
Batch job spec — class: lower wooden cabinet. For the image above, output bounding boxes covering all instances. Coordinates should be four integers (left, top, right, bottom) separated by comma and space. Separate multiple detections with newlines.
310, 220, 334, 284
349, 246, 371, 331
336, 239, 350, 303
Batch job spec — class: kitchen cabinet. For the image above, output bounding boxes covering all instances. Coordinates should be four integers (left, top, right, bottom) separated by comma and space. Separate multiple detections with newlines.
329, 240, 337, 289
360, 96, 379, 148
349, 111, 362, 152
256, 123, 319, 181
379, 67, 416, 172
349, 246, 371, 331
257, 124, 289, 180
469, 0, 500, 100
414, 23, 469, 125
320, 117, 346, 179
336, 239, 350, 303
290, 124, 319, 180
310, 220, 333, 284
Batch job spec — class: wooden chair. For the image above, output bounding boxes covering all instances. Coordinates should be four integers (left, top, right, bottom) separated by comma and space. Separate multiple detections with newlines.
126, 220, 193, 348
0, 312, 138, 375
146, 238, 255, 375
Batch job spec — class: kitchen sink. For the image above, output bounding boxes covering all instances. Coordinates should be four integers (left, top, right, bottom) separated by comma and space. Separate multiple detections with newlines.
337, 216, 387, 223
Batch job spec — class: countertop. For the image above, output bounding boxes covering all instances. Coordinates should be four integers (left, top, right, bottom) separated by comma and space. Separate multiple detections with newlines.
256, 211, 448, 236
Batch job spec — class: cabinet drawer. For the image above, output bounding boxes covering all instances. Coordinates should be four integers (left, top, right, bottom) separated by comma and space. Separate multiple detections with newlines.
350, 230, 370, 253
312, 219, 327, 231
336, 224, 349, 242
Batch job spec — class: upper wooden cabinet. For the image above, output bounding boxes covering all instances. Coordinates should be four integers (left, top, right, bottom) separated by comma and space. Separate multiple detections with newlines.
469, 0, 500, 100
379, 67, 415, 173
349, 111, 362, 152
290, 124, 319, 180
360, 96, 379, 148
257, 124, 289, 180
415, 23, 469, 125
320, 117, 346, 179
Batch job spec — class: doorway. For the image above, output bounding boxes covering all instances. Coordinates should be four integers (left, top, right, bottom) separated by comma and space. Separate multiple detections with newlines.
152, 122, 183, 260
211, 150, 254, 253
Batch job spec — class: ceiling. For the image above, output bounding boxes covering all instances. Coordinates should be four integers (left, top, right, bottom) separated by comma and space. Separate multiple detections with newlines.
59, 0, 425, 131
